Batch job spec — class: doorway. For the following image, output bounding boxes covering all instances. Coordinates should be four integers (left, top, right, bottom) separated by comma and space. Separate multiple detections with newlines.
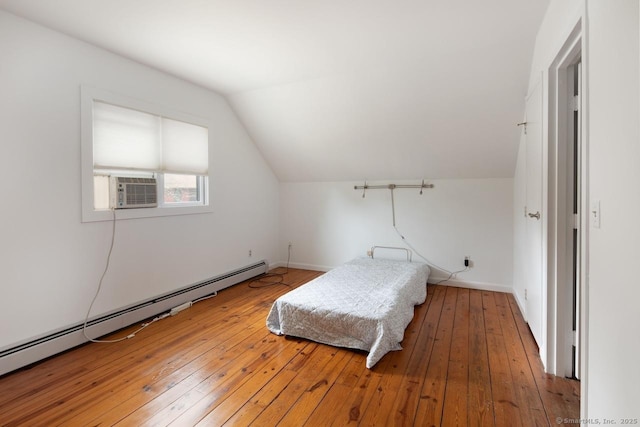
546, 23, 585, 381
566, 60, 582, 379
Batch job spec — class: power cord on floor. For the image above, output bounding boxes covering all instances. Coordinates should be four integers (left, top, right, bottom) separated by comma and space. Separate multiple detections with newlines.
249, 244, 292, 288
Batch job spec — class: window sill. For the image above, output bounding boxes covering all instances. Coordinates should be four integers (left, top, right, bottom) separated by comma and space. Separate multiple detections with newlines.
82, 204, 213, 223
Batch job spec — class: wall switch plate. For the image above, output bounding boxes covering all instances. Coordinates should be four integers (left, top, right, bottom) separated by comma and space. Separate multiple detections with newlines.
590, 200, 601, 229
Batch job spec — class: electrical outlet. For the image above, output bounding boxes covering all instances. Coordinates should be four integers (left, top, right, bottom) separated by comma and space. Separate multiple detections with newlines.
525, 289, 528, 300
248, 249, 252, 257
464, 256, 470, 267
288, 241, 293, 248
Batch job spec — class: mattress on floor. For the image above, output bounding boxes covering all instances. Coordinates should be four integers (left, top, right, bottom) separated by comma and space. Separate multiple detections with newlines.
266, 257, 430, 368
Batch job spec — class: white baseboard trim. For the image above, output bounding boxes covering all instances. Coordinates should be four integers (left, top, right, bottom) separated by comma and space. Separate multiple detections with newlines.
270, 261, 332, 272
512, 290, 527, 321
271, 261, 513, 295
427, 277, 512, 294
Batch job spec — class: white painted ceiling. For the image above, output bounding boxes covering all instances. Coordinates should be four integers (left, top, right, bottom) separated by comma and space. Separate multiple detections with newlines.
0, 0, 549, 182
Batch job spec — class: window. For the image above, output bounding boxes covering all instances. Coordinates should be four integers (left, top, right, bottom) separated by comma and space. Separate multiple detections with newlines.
162, 173, 201, 204
81, 87, 212, 222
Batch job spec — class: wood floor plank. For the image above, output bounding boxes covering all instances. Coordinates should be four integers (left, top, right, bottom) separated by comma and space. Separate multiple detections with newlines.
43, 289, 287, 426
333, 349, 369, 389
69, 320, 270, 425
306, 353, 370, 426
413, 285, 458, 426
506, 293, 581, 424
170, 338, 314, 426
0, 269, 580, 427
220, 368, 300, 426
327, 356, 387, 426
483, 290, 524, 427
304, 383, 355, 427
249, 343, 344, 426
59, 277, 297, 426
467, 289, 495, 427
494, 291, 548, 426
119, 331, 287, 426
357, 286, 435, 427
383, 285, 440, 427
441, 287, 470, 426
76, 324, 277, 427
113, 285, 315, 426
277, 350, 353, 426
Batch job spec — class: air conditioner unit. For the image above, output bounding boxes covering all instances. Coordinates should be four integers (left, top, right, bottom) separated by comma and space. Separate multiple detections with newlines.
110, 177, 158, 209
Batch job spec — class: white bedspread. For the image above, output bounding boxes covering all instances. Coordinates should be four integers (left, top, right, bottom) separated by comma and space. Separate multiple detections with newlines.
266, 257, 430, 368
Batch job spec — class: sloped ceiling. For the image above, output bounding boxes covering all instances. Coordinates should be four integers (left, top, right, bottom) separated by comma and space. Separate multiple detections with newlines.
0, 0, 549, 182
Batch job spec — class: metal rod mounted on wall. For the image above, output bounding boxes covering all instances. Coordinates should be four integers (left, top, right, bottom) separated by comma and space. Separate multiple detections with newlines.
353, 181, 434, 193
354, 180, 434, 226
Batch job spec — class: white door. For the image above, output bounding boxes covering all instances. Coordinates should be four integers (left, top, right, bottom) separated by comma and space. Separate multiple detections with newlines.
525, 81, 544, 348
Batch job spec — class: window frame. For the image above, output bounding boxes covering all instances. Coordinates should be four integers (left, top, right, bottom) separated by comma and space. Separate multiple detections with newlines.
157, 173, 207, 208
81, 86, 213, 222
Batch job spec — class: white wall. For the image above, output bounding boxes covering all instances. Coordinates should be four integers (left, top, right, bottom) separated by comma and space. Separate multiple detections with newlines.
280, 179, 514, 291
0, 11, 279, 350
520, 0, 640, 421
514, 0, 583, 372
513, 0, 584, 322
586, 0, 640, 420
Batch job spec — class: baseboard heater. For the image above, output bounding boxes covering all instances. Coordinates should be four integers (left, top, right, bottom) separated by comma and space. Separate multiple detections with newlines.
0, 260, 268, 377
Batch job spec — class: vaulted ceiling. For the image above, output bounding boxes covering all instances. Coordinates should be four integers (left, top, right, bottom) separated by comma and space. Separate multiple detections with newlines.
0, 0, 549, 182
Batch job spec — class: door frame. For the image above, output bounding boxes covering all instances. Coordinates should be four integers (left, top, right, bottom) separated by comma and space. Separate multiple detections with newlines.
545, 16, 588, 408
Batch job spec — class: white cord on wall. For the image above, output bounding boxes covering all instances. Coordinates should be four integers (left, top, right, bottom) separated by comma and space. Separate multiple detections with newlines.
83, 208, 127, 343
82, 209, 167, 343
384, 187, 469, 284
393, 225, 469, 284
82, 208, 218, 343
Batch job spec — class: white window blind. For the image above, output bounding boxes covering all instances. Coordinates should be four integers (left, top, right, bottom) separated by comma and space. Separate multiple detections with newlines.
162, 117, 209, 174
93, 101, 208, 175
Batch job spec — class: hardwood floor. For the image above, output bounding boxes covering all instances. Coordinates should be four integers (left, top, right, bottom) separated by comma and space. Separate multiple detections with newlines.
0, 268, 579, 426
